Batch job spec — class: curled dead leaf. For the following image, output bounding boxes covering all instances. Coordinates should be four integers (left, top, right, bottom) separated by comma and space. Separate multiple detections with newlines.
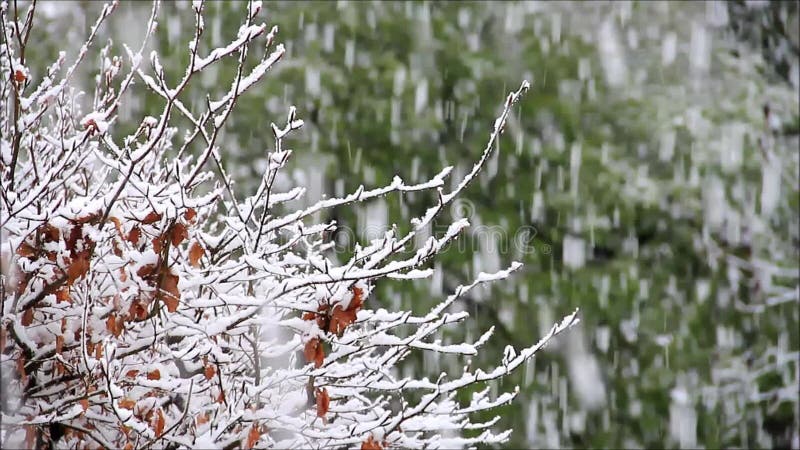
76, 211, 101, 225
109, 217, 123, 236
129, 300, 149, 321
142, 211, 162, 225
184, 208, 197, 223
246, 423, 261, 448
204, 364, 216, 381
170, 223, 188, 246
154, 408, 165, 435
159, 271, 180, 312
16, 241, 36, 258
189, 241, 205, 267
303, 338, 325, 368
328, 305, 357, 336
66, 224, 83, 252
55, 287, 71, 303
350, 286, 364, 310
147, 369, 161, 380
39, 223, 61, 242
361, 436, 384, 450
67, 250, 91, 285
137, 263, 157, 280
316, 387, 330, 418
106, 313, 123, 337
21, 308, 34, 326
127, 226, 141, 245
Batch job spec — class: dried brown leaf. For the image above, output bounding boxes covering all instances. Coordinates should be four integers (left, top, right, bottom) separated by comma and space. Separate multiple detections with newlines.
316, 388, 330, 418
142, 211, 162, 224
189, 241, 205, 267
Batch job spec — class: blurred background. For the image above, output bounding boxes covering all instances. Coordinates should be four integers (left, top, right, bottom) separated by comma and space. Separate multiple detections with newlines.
27, 1, 799, 448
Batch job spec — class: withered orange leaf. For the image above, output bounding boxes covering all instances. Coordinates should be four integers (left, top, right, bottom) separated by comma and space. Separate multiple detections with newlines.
76, 212, 101, 224
361, 436, 383, 450
125, 369, 139, 378
303, 338, 325, 368
170, 223, 188, 246
109, 217, 123, 236
142, 211, 162, 225
246, 424, 261, 448
127, 226, 141, 245
55, 360, 65, 376
118, 398, 136, 410
16, 241, 36, 258
204, 364, 216, 380
106, 313, 123, 337
40, 223, 60, 242
154, 408, 165, 435
137, 263, 157, 280
315, 304, 331, 330
316, 387, 330, 418
66, 224, 82, 251
189, 241, 205, 267
152, 236, 163, 254
160, 271, 180, 312
55, 335, 64, 354
303, 338, 318, 362
184, 208, 197, 222
329, 306, 357, 336
79, 398, 89, 411
147, 369, 161, 380
106, 314, 116, 335
21, 308, 34, 326
196, 413, 209, 425
55, 287, 71, 303
350, 286, 364, 310
129, 300, 149, 321
67, 251, 90, 285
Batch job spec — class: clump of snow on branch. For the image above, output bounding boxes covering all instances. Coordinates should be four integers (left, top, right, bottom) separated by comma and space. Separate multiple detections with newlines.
0, 1, 577, 448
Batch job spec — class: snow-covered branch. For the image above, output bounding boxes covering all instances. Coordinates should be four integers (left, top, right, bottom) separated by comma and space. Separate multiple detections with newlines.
0, 2, 576, 448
